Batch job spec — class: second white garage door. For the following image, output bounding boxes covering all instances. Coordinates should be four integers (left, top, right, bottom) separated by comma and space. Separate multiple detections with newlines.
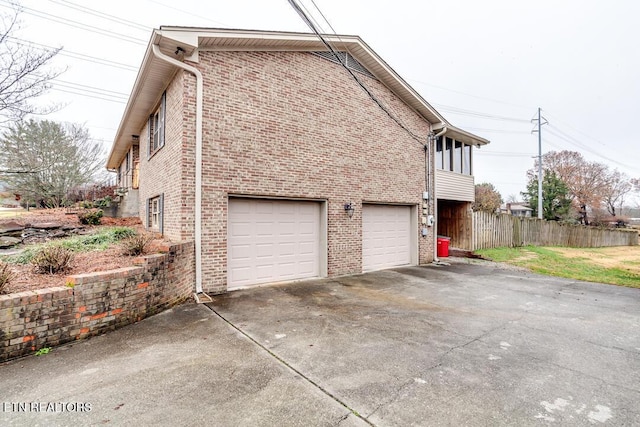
362, 204, 412, 272
228, 199, 320, 289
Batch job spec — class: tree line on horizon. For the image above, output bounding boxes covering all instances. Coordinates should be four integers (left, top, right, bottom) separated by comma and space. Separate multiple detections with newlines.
474, 151, 640, 226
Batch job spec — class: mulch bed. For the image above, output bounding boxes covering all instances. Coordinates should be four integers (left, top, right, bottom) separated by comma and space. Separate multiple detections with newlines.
0, 209, 147, 294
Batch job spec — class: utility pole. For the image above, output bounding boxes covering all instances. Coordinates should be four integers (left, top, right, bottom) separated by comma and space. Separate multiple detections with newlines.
531, 107, 548, 219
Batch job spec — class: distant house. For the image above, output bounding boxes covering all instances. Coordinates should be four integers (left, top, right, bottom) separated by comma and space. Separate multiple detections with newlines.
106, 27, 488, 295
500, 202, 533, 218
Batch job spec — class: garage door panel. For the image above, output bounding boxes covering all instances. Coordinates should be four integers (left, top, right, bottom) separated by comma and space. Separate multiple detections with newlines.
228, 199, 320, 289
230, 244, 253, 260
363, 205, 412, 272
298, 241, 315, 255
278, 242, 296, 256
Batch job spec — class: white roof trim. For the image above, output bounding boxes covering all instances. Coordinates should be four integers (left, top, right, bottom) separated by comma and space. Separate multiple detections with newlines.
107, 27, 488, 169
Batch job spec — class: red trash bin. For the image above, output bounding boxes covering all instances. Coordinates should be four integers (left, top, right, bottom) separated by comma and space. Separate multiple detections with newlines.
437, 236, 450, 258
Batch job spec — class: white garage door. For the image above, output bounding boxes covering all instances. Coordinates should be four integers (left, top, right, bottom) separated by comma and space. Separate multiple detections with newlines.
362, 204, 412, 272
228, 199, 320, 289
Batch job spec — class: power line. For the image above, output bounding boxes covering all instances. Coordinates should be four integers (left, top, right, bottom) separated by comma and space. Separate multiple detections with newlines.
0, 0, 146, 45
48, 87, 127, 104
48, 0, 151, 32
6, 36, 138, 71
543, 110, 608, 149
544, 126, 635, 171
145, 0, 229, 27
407, 78, 532, 111
287, 0, 427, 147
463, 126, 529, 135
51, 79, 129, 99
475, 151, 536, 157
432, 104, 530, 123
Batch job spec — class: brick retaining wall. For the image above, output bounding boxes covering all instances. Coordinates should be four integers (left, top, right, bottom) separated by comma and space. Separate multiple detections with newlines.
0, 241, 195, 362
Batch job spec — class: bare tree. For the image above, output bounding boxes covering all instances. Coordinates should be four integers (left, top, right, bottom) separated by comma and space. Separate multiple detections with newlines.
0, 119, 104, 207
601, 170, 632, 217
529, 150, 608, 224
473, 183, 502, 212
0, 5, 61, 123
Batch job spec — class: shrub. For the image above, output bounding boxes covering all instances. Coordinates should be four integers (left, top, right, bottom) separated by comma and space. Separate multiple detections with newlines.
2, 248, 35, 265
109, 226, 136, 241
92, 196, 112, 209
60, 226, 137, 252
0, 261, 14, 293
121, 233, 154, 256
78, 209, 103, 225
31, 246, 74, 274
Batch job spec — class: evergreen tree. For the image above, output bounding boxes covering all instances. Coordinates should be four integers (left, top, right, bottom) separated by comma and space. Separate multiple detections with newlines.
522, 171, 572, 220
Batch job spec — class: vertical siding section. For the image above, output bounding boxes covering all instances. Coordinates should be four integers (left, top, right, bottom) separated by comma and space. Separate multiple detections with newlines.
438, 201, 473, 250
436, 170, 474, 202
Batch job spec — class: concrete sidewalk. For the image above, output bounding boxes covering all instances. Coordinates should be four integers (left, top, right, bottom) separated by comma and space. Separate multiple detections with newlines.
0, 303, 364, 426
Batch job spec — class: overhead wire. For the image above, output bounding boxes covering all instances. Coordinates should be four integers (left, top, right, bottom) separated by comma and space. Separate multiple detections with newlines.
543, 110, 608, 149
48, 0, 151, 32
51, 78, 129, 99
288, 0, 427, 147
145, 0, 229, 27
48, 87, 126, 104
544, 126, 635, 170
0, 0, 147, 45
6, 36, 137, 71
407, 77, 532, 111
432, 104, 530, 123
463, 126, 530, 135
475, 151, 536, 157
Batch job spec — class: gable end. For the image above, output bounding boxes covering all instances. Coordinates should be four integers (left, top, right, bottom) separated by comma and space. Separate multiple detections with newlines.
311, 51, 376, 79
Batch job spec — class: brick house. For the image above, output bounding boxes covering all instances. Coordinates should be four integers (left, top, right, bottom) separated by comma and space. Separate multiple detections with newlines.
106, 27, 488, 295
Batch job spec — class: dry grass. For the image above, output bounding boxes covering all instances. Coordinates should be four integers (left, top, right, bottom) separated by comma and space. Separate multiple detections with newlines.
476, 245, 640, 288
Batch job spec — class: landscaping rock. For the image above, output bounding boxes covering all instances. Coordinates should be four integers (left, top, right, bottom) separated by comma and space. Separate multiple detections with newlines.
0, 236, 20, 249
30, 222, 63, 230
0, 221, 24, 236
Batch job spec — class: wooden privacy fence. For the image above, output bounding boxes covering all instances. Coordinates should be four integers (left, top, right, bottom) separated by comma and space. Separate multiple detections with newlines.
472, 211, 639, 250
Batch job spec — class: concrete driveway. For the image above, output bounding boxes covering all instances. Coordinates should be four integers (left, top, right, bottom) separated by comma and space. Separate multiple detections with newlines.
1, 259, 639, 426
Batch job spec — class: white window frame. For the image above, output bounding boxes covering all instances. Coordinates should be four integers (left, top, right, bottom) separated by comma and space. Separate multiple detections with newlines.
151, 198, 160, 230
148, 91, 166, 158
147, 194, 164, 234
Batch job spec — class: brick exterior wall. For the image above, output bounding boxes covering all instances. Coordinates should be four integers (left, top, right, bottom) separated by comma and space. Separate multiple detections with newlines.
0, 242, 194, 362
138, 50, 436, 293
138, 74, 189, 240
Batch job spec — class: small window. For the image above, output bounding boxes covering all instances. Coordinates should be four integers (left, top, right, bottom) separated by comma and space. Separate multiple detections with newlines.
436, 138, 443, 169
463, 144, 472, 175
444, 137, 453, 171
147, 194, 164, 233
453, 141, 462, 173
148, 91, 166, 158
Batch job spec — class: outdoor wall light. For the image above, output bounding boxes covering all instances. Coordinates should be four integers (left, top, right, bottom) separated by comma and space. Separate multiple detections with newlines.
344, 202, 355, 218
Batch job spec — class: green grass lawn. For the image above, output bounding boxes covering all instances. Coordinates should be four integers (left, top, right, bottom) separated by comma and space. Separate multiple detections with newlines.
0, 208, 25, 219
475, 246, 640, 288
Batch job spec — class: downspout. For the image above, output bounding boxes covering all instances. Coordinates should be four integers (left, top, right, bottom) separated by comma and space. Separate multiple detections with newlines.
432, 126, 447, 263
151, 44, 209, 301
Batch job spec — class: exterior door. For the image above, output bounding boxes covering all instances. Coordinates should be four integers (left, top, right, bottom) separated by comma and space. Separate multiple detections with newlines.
228, 198, 320, 289
362, 204, 411, 271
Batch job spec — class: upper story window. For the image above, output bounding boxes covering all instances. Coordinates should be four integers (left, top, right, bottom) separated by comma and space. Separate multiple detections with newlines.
148, 91, 166, 158
436, 136, 473, 175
